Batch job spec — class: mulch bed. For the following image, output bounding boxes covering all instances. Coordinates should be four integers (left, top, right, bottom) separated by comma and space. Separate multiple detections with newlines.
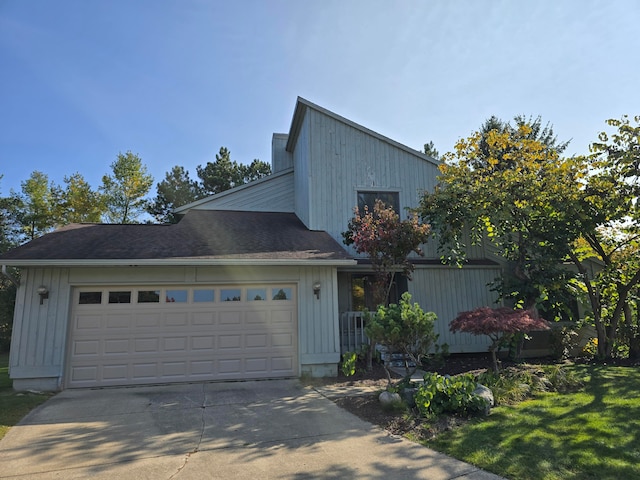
325, 352, 540, 440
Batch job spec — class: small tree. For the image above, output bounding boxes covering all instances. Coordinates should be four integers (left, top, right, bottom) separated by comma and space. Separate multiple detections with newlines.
365, 293, 438, 385
450, 307, 551, 372
342, 199, 430, 307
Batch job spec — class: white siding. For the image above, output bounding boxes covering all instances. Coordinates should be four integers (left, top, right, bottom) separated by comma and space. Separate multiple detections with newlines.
409, 265, 502, 353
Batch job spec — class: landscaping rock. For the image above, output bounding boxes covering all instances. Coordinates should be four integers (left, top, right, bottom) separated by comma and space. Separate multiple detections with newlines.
379, 391, 402, 406
474, 384, 494, 415
400, 387, 418, 408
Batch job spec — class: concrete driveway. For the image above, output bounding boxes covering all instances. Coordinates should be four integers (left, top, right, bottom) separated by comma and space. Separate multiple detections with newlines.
0, 380, 504, 479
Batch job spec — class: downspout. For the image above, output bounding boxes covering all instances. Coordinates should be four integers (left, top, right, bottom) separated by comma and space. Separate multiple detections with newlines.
1, 265, 20, 288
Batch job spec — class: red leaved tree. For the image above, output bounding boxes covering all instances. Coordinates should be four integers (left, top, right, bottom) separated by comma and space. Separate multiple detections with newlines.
342, 199, 431, 307
450, 307, 551, 372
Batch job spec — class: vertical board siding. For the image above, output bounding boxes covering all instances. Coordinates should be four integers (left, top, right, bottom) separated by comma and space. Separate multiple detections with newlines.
10, 267, 70, 378
293, 113, 312, 227
272, 133, 293, 172
297, 266, 340, 363
302, 109, 441, 257
194, 171, 295, 212
409, 266, 501, 353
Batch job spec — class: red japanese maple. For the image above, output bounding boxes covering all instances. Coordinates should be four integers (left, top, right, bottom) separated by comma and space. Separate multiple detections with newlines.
450, 307, 551, 372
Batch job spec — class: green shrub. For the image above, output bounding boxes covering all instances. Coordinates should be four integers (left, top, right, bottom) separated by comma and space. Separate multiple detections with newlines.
414, 372, 486, 417
365, 292, 438, 380
477, 364, 584, 405
540, 364, 583, 392
476, 370, 532, 405
341, 351, 357, 377
0, 322, 11, 353
548, 325, 579, 359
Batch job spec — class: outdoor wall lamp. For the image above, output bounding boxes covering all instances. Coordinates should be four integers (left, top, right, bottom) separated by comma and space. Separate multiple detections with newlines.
37, 286, 49, 305
313, 282, 321, 300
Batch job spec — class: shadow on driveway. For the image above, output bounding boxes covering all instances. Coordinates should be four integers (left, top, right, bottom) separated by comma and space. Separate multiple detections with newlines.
0, 380, 504, 479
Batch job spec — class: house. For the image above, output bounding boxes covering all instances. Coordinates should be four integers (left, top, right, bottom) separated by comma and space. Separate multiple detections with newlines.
0, 97, 500, 391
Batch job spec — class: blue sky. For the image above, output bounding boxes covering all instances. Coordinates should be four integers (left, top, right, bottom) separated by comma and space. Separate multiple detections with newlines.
1, 0, 639, 197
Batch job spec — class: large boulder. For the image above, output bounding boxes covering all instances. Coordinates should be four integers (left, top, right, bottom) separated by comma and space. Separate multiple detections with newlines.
474, 384, 494, 415
379, 391, 402, 406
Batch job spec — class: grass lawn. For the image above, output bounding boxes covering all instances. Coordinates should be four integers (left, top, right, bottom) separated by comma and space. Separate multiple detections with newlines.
426, 365, 640, 480
0, 353, 52, 440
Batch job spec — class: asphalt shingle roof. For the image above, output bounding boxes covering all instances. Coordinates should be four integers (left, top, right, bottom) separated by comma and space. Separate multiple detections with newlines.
0, 210, 353, 263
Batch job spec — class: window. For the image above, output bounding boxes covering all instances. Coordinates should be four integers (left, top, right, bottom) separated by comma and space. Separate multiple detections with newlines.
247, 288, 266, 301
79, 292, 102, 305
350, 277, 367, 311
357, 191, 400, 214
350, 274, 407, 310
109, 291, 131, 304
220, 289, 241, 302
138, 290, 160, 303
272, 287, 292, 301
165, 289, 188, 303
193, 289, 215, 303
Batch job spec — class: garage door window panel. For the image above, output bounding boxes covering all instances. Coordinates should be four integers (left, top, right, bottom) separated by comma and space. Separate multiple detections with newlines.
194, 289, 215, 303
221, 289, 241, 302
272, 287, 292, 301
109, 291, 131, 304
138, 290, 160, 303
165, 289, 188, 303
248, 288, 267, 301
79, 292, 102, 305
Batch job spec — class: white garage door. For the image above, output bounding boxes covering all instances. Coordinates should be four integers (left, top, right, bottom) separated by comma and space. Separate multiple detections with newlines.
66, 285, 298, 388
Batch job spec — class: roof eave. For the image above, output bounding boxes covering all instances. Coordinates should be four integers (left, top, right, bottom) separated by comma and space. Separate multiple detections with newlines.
1, 258, 357, 268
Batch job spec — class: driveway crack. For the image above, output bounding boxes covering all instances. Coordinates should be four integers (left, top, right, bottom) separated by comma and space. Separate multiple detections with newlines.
168, 384, 207, 479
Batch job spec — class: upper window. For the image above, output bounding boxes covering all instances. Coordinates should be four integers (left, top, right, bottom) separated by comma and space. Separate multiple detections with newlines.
357, 191, 400, 214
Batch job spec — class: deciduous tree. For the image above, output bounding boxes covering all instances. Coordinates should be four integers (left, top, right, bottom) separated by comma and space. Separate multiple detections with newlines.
567, 116, 640, 359
419, 116, 581, 309
342, 199, 430, 307
11, 171, 58, 240
56, 173, 105, 224
101, 151, 153, 224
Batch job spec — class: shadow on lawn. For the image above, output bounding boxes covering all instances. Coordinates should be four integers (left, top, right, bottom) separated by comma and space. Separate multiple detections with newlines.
429, 365, 640, 480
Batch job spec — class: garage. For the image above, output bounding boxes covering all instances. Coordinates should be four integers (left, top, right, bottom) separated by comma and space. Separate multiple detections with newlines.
66, 284, 298, 388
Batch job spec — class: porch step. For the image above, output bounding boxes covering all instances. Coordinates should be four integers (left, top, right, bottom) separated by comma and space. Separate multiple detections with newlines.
388, 367, 427, 383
